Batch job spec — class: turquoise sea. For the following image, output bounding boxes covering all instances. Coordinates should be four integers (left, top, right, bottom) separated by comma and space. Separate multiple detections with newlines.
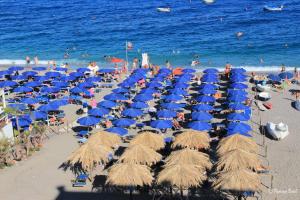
0, 0, 299, 70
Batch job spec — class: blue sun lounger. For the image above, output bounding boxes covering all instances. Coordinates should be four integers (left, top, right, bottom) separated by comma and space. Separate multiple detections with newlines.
72, 174, 88, 187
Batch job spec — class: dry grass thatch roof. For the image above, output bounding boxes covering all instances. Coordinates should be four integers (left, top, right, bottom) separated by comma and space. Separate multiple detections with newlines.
157, 164, 207, 189
217, 134, 258, 156
216, 149, 260, 172
129, 131, 165, 150
165, 148, 212, 170
213, 169, 261, 192
119, 144, 162, 166
87, 131, 122, 148
66, 143, 112, 172
172, 130, 210, 150
106, 163, 153, 187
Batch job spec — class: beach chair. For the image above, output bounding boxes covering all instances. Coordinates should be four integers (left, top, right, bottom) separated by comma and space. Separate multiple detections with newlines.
72, 174, 88, 187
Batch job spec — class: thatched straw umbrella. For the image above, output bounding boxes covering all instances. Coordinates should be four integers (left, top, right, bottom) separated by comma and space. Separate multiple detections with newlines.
213, 169, 261, 194
129, 131, 164, 150
66, 143, 112, 172
157, 163, 207, 195
217, 135, 258, 156
119, 144, 162, 165
171, 130, 210, 150
165, 148, 212, 170
106, 163, 153, 186
216, 149, 260, 172
87, 131, 121, 148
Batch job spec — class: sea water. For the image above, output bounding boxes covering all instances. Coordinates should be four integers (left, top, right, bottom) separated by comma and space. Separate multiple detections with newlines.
0, 0, 299, 70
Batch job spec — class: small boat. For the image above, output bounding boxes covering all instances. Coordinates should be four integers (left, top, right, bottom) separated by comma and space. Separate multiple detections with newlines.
263, 5, 283, 12
256, 84, 271, 92
258, 92, 271, 101
255, 101, 267, 111
266, 122, 289, 140
157, 7, 171, 12
203, 0, 215, 4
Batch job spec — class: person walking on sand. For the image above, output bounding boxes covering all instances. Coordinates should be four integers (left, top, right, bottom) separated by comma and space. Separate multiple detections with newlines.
224, 62, 231, 79
34, 56, 39, 65
166, 60, 171, 69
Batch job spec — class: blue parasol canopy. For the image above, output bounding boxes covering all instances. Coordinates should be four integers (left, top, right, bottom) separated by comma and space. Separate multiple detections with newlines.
169, 88, 188, 96
134, 94, 153, 102
70, 87, 83, 94
45, 71, 61, 78
77, 116, 100, 126
196, 95, 215, 103
188, 121, 212, 131
267, 74, 281, 82
228, 103, 250, 110
105, 127, 128, 136
113, 118, 136, 127
131, 101, 148, 109
278, 72, 293, 79
38, 104, 59, 112
13, 86, 33, 93
230, 83, 248, 89
227, 122, 252, 135
164, 94, 183, 102
112, 88, 130, 94
32, 66, 46, 71
69, 72, 83, 77
199, 84, 218, 90
9, 66, 24, 71
77, 68, 90, 73
22, 71, 38, 77
24, 81, 42, 87
88, 107, 110, 117
228, 89, 248, 97
183, 68, 196, 73
31, 111, 47, 120
97, 100, 117, 108
0, 80, 18, 88
161, 102, 185, 110
122, 108, 143, 118
157, 110, 177, 118
150, 119, 173, 129
104, 93, 128, 101
98, 69, 115, 73
203, 68, 218, 73
227, 95, 247, 103
199, 87, 216, 95
191, 112, 213, 121
227, 113, 250, 121
193, 104, 213, 111
20, 98, 39, 104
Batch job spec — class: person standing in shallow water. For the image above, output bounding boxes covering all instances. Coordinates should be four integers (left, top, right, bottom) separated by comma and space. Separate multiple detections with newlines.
25, 56, 30, 65
166, 60, 171, 69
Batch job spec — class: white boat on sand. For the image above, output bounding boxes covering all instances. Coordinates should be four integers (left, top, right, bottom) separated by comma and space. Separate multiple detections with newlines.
263, 5, 283, 12
257, 84, 271, 92
266, 122, 289, 140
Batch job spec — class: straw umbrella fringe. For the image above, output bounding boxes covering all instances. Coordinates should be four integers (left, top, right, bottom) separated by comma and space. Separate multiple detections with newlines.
106, 163, 153, 187
172, 130, 210, 150
87, 131, 122, 148
217, 134, 258, 156
66, 143, 113, 172
213, 169, 261, 192
119, 144, 162, 166
129, 131, 165, 150
216, 149, 260, 172
157, 164, 207, 189
165, 148, 212, 170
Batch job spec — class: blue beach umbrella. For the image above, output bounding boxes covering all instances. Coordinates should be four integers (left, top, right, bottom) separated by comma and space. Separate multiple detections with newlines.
134, 94, 153, 102
227, 113, 249, 121
104, 93, 128, 101
77, 116, 100, 126
31, 111, 47, 120
88, 107, 110, 117
45, 71, 61, 78
191, 112, 213, 121
267, 74, 281, 82
227, 122, 252, 135
77, 67, 90, 73
98, 69, 115, 73
70, 87, 83, 94
231, 68, 246, 74
105, 127, 128, 136
228, 89, 248, 97
69, 72, 83, 77
148, 82, 163, 88
122, 108, 143, 118
12, 117, 31, 128
49, 99, 68, 107
278, 72, 293, 79
32, 66, 46, 71
25, 81, 42, 87
38, 104, 59, 112
112, 88, 130, 94
161, 102, 185, 110
150, 120, 173, 129
175, 82, 189, 88
183, 68, 196, 73
9, 66, 24, 71
193, 104, 213, 111
22, 71, 38, 77
228, 95, 247, 103
157, 110, 177, 118
199, 87, 216, 95
97, 101, 117, 108
196, 95, 215, 103
78, 82, 94, 88
201, 76, 218, 83
11, 75, 26, 80
199, 84, 217, 90
40, 87, 60, 93
0, 80, 18, 88
203, 68, 218, 73
164, 94, 183, 102
170, 88, 188, 96
21, 98, 39, 104
131, 101, 148, 109
52, 81, 68, 88
188, 121, 212, 131
230, 83, 248, 89
113, 118, 136, 127
13, 86, 33, 93
228, 103, 250, 111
